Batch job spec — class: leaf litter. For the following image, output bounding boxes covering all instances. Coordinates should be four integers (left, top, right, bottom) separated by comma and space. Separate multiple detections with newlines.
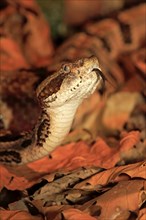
0, 0, 146, 219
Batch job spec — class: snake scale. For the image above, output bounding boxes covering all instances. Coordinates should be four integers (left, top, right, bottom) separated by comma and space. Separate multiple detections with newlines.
0, 3, 145, 166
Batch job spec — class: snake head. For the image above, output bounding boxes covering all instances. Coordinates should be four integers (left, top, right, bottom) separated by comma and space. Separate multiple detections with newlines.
36, 56, 104, 108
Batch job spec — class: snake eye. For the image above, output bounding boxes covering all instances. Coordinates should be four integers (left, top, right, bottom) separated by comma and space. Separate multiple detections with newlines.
62, 64, 71, 73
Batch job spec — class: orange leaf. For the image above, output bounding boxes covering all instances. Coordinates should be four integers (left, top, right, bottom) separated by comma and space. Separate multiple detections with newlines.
0, 210, 43, 220
62, 208, 97, 220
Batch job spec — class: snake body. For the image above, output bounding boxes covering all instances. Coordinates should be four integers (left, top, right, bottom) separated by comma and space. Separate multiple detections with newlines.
50, 4, 145, 87
0, 57, 104, 165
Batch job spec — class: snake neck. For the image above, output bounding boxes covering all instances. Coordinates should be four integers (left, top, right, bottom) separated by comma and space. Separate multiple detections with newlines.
37, 101, 80, 149
21, 99, 81, 163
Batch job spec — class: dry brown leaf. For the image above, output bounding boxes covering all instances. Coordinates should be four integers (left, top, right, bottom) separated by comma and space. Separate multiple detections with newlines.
119, 131, 146, 163
137, 208, 146, 220
33, 167, 102, 200
32, 203, 71, 220
61, 208, 97, 220
102, 92, 143, 130
0, 130, 141, 190
1, 163, 145, 218
0, 210, 43, 220
119, 130, 140, 152
81, 180, 145, 219
74, 161, 146, 190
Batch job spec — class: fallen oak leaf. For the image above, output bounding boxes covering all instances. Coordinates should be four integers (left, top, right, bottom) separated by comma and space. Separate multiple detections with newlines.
8, 202, 85, 220
137, 208, 146, 220
120, 140, 146, 165
0, 130, 142, 190
81, 180, 146, 219
3, 179, 145, 219
6, 163, 146, 214
38, 204, 72, 220
119, 130, 141, 152
31, 188, 97, 207
61, 208, 97, 220
0, 210, 43, 220
119, 131, 146, 164
35, 205, 93, 220
32, 167, 102, 200
74, 161, 146, 190
0, 165, 42, 191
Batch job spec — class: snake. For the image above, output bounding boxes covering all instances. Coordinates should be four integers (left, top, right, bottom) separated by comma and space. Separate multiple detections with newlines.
0, 3, 145, 166
0, 56, 104, 166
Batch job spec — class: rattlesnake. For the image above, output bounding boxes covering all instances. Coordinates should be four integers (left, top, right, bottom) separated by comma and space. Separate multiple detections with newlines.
0, 57, 104, 165
0, 3, 145, 166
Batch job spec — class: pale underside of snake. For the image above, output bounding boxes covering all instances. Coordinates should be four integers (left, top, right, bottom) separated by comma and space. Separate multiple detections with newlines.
0, 56, 104, 166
